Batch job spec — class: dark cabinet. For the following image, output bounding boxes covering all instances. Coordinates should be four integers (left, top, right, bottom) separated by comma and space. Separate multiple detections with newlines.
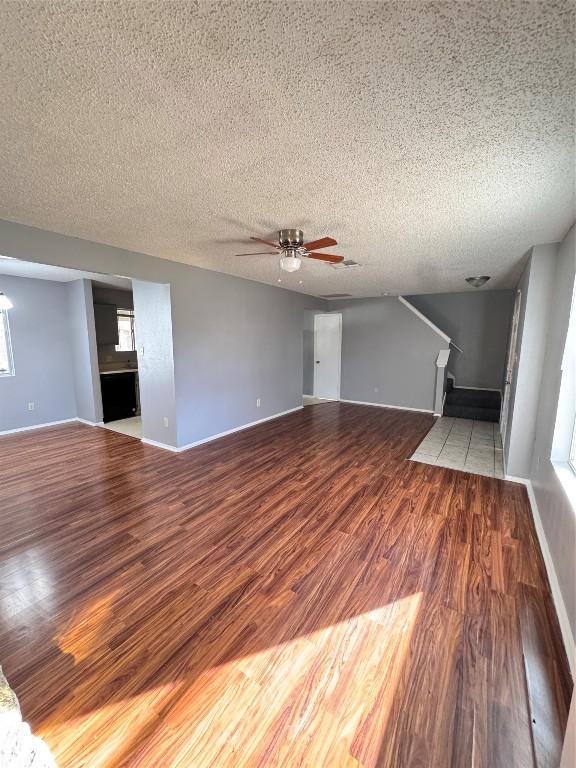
100, 372, 137, 423
94, 303, 119, 346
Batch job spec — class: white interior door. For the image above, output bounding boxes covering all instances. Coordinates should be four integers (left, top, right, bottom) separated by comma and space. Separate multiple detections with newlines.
313, 313, 342, 400
500, 289, 522, 438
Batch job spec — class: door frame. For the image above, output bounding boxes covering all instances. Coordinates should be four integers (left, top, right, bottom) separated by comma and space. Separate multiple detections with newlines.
500, 289, 522, 440
313, 312, 342, 401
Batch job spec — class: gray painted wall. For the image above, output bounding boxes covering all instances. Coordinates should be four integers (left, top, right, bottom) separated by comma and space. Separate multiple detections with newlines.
503, 224, 576, 657
66, 279, 102, 423
132, 280, 178, 447
406, 290, 515, 390
331, 297, 450, 412
528, 226, 575, 643
171, 273, 321, 447
0, 275, 77, 431
0, 220, 323, 448
92, 284, 136, 366
505, 245, 557, 478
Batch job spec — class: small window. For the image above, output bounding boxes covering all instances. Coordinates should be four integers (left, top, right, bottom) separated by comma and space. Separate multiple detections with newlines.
565, 290, 576, 475
553, 281, 576, 476
0, 309, 14, 376
115, 309, 135, 352
570, 416, 576, 474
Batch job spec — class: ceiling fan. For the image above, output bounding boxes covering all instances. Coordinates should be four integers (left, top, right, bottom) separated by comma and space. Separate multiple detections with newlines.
234, 229, 344, 273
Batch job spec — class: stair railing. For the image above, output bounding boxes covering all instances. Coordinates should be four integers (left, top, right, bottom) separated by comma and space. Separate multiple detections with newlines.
450, 340, 464, 354
435, 349, 451, 416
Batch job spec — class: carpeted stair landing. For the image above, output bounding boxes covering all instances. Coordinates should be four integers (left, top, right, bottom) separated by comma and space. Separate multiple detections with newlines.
444, 384, 501, 422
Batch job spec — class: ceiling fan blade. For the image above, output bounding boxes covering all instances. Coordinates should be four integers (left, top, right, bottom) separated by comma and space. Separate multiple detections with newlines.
250, 236, 280, 249
234, 251, 278, 256
306, 252, 344, 263
303, 236, 337, 251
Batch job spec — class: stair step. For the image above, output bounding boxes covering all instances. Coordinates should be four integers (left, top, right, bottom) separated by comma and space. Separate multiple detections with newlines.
443, 404, 501, 422
445, 387, 501, 409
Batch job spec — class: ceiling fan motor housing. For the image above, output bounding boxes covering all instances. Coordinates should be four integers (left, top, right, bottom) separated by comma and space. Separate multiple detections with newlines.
278, 229, 304, 248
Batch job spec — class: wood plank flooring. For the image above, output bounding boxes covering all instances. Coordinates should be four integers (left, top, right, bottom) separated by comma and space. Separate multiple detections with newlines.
0, 403, 572, 767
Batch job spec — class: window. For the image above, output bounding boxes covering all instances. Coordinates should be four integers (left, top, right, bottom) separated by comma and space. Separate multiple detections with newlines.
553, 280, 576, 479
115, 308, 135, 352
0, 309, 14, 376
564, 288, 576, 475
570, 416, 576, 473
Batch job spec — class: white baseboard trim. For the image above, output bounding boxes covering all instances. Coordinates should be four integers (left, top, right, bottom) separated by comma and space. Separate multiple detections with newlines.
340, 398, 434, 414
506, 474, 575, 679
177, 406, 303, 452
0, 418, 77, 436
0, 417, 111, 437
141, 406, 304, 454
141, 437, 180, 452
504, 473, 527, 485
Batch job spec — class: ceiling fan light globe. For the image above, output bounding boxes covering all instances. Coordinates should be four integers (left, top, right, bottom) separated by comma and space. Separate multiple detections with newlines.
280, 255, 302, 273
465, 276, 490, 288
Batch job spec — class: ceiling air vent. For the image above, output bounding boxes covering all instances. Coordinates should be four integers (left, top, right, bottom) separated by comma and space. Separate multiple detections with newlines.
330, 259, 362, 270
318, 293, 353, 299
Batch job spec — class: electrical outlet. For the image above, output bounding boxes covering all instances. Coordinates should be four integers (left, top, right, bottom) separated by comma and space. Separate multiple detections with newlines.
256, 398, 261, 408
163, 417, 169, 428
139, 346, 145, 356
27, 402, 35, 411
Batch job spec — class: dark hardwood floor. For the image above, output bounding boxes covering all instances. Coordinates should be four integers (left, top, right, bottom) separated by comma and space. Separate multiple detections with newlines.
0, 403, 572, 767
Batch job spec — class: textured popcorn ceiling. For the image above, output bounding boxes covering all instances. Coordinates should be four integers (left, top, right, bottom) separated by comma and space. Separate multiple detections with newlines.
0, 1, 573, 297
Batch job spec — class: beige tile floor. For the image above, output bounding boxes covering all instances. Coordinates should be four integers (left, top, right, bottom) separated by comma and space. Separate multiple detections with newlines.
303, 396, 330, 406
102, 415, 142, 439
410, 416, 504, 478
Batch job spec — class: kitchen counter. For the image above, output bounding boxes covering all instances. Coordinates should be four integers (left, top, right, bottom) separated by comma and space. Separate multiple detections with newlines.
99, 368, 138, 375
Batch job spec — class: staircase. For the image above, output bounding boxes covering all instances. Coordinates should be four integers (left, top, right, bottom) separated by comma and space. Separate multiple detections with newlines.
444, 381, 501, 422
398, 297, 504, 424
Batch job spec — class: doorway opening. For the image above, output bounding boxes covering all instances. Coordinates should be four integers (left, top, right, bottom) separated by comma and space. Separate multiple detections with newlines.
93, 282, 142, 439
0, 255, 177, 448
313, 313, 342, 401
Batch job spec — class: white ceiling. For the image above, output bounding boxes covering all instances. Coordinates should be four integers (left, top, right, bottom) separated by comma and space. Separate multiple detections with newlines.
0, 1, 573, 298
0, 256, 131, 290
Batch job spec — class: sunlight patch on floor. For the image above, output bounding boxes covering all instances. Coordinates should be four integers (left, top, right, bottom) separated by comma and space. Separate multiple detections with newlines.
55, 588, 123, 663
40, 593, 421, 767
39, 683, 181, 768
